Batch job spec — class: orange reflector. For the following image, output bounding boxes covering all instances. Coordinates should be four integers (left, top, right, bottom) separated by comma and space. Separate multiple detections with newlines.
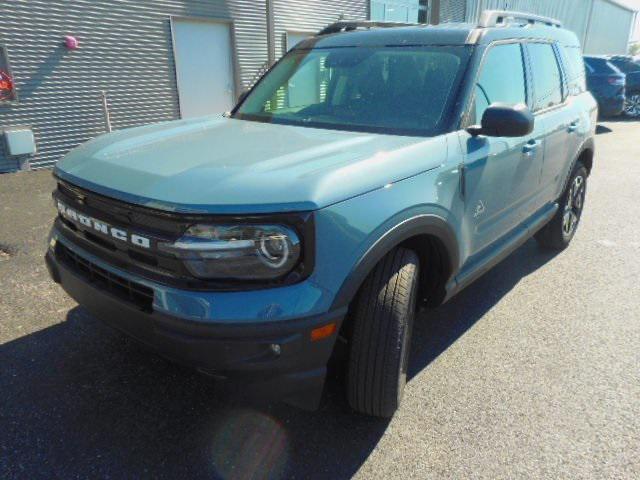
310, 322, 336, 341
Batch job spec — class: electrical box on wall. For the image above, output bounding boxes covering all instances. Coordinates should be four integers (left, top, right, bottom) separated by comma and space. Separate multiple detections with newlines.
4, 128, 36, 156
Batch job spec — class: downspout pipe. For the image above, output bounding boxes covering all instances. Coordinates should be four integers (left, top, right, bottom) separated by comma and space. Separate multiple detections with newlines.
431, 0, 441, 25
266, 0, 276, 66
583, 0, 596, 53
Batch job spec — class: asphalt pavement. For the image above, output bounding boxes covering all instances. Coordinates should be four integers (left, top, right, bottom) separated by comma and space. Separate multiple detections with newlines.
1, 120, 639, 479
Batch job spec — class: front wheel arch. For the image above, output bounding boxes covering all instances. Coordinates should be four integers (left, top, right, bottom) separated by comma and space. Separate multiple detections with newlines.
330, 214, 460, 313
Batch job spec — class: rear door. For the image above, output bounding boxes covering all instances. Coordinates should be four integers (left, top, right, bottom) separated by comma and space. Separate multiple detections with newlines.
556, 45, 592, 198
525, 42, 573, 203
460, 42, 544, 257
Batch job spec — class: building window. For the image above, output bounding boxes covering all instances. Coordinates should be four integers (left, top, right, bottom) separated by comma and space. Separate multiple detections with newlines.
0, 45, 17, 102
418, 0, 429, 24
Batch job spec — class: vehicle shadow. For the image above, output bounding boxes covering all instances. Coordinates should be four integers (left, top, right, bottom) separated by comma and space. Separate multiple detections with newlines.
595, 124, 613, 134
0, 239, 558, 480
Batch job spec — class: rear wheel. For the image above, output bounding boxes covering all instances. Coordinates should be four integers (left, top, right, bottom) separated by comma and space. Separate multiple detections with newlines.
535, 163, 588, 250
624, 94, 640, 118
346, 247, 419, 417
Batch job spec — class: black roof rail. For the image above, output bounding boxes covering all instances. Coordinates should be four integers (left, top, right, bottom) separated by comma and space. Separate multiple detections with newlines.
318, 20, 416, 36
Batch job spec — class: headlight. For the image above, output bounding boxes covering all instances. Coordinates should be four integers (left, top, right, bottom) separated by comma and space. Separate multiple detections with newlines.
159, 224, 301, 280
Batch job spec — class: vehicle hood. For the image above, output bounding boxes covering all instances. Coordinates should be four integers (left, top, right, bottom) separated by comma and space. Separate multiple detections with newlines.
55, 116, 447, 214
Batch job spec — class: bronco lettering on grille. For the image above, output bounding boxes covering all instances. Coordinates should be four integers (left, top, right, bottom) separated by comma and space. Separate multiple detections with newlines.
57, 201, 151, 249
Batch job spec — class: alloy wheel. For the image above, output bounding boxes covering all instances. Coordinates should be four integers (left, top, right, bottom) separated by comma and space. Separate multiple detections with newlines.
624, 94, 640, 118
562, 175, 585, 239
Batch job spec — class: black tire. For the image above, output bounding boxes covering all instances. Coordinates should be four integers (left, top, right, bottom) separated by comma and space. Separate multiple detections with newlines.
346, 247, 420, 417
535, 163, 588, 250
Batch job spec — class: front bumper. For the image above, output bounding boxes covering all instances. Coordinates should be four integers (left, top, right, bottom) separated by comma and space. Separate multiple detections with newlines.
45, 236, 344, 410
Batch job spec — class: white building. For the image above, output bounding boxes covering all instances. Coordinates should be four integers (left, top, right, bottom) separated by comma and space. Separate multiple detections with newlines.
371, 0, 639, 54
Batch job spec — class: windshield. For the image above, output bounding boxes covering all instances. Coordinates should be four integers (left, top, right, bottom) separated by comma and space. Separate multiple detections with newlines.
233, 45, 471, 136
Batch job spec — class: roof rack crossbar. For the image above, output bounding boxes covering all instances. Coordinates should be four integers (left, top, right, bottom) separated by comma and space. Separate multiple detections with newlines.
318, 20, 416, 36
478, 10, 563, 28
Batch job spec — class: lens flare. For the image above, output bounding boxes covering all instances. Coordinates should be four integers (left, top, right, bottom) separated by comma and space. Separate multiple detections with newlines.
210, 409, 289, 480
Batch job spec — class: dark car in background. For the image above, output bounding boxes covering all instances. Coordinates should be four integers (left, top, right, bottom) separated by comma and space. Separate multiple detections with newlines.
584, 56, 626, 117
606, 55, 640, 117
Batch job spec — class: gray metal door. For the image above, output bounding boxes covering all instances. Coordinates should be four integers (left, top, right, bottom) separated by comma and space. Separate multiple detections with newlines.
171, 18, 235, 118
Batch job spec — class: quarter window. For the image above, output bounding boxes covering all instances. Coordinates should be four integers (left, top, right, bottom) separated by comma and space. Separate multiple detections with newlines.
472, 43, 526, 125
528, 43, 563, 111
562, 46, 586, 95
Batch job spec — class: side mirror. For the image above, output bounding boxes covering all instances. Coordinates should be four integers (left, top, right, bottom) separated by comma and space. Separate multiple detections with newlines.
467, 103, 534, 138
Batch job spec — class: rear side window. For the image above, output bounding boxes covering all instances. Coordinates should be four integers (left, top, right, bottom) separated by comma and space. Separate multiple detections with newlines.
528, 43, 563, 111
561, 46, 586, 95
472, 43, 526, 125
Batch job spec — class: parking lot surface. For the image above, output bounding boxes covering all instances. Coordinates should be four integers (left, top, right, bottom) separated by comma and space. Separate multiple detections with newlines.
1, 120, 639, 479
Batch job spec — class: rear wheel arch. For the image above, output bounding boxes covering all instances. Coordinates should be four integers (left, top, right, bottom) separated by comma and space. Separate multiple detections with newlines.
561, 139, 594, 194
578, 144, 594, 175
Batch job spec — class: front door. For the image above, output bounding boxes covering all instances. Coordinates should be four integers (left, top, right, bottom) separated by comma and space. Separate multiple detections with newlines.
461, 42, 544, 258
172, 18, 235, 118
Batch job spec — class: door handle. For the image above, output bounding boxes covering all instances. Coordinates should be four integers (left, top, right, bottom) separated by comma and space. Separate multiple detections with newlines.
568, 120, 580, 133
523, 139, 540, 154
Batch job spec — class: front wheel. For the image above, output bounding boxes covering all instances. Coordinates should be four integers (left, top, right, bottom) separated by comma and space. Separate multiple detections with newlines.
535, 163, 588, 250
346, 247, 419, 417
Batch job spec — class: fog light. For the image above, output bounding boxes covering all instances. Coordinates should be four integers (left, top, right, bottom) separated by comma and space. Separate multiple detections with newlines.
269, 343, 281, 355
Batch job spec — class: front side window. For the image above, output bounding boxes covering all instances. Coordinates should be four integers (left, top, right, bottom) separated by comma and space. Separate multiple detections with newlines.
234, 45, 471, 136
472, 43, 527, 125
528, 43, 564, 111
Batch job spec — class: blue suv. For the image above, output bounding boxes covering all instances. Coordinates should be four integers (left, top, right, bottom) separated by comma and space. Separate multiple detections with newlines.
46, 12, 597, 417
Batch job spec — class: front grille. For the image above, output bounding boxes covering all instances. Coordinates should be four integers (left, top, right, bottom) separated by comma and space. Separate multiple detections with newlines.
54, 176, 315, 290
57, 180, 192, 236
56, 242, 154, 312
54, 180, 190, 282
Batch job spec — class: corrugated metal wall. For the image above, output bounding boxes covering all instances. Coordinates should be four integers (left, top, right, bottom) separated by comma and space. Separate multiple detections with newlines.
0, 0, 371, 173
440, 0, 467, 23
463, 0, 591, 40
458, 0, 635, 54
584, 0, 635, 54
273, 0, 368, 58
0, 0, 268, 172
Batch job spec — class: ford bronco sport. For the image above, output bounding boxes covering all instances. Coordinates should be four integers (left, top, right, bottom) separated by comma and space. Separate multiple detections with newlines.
46, 11, 597, 417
